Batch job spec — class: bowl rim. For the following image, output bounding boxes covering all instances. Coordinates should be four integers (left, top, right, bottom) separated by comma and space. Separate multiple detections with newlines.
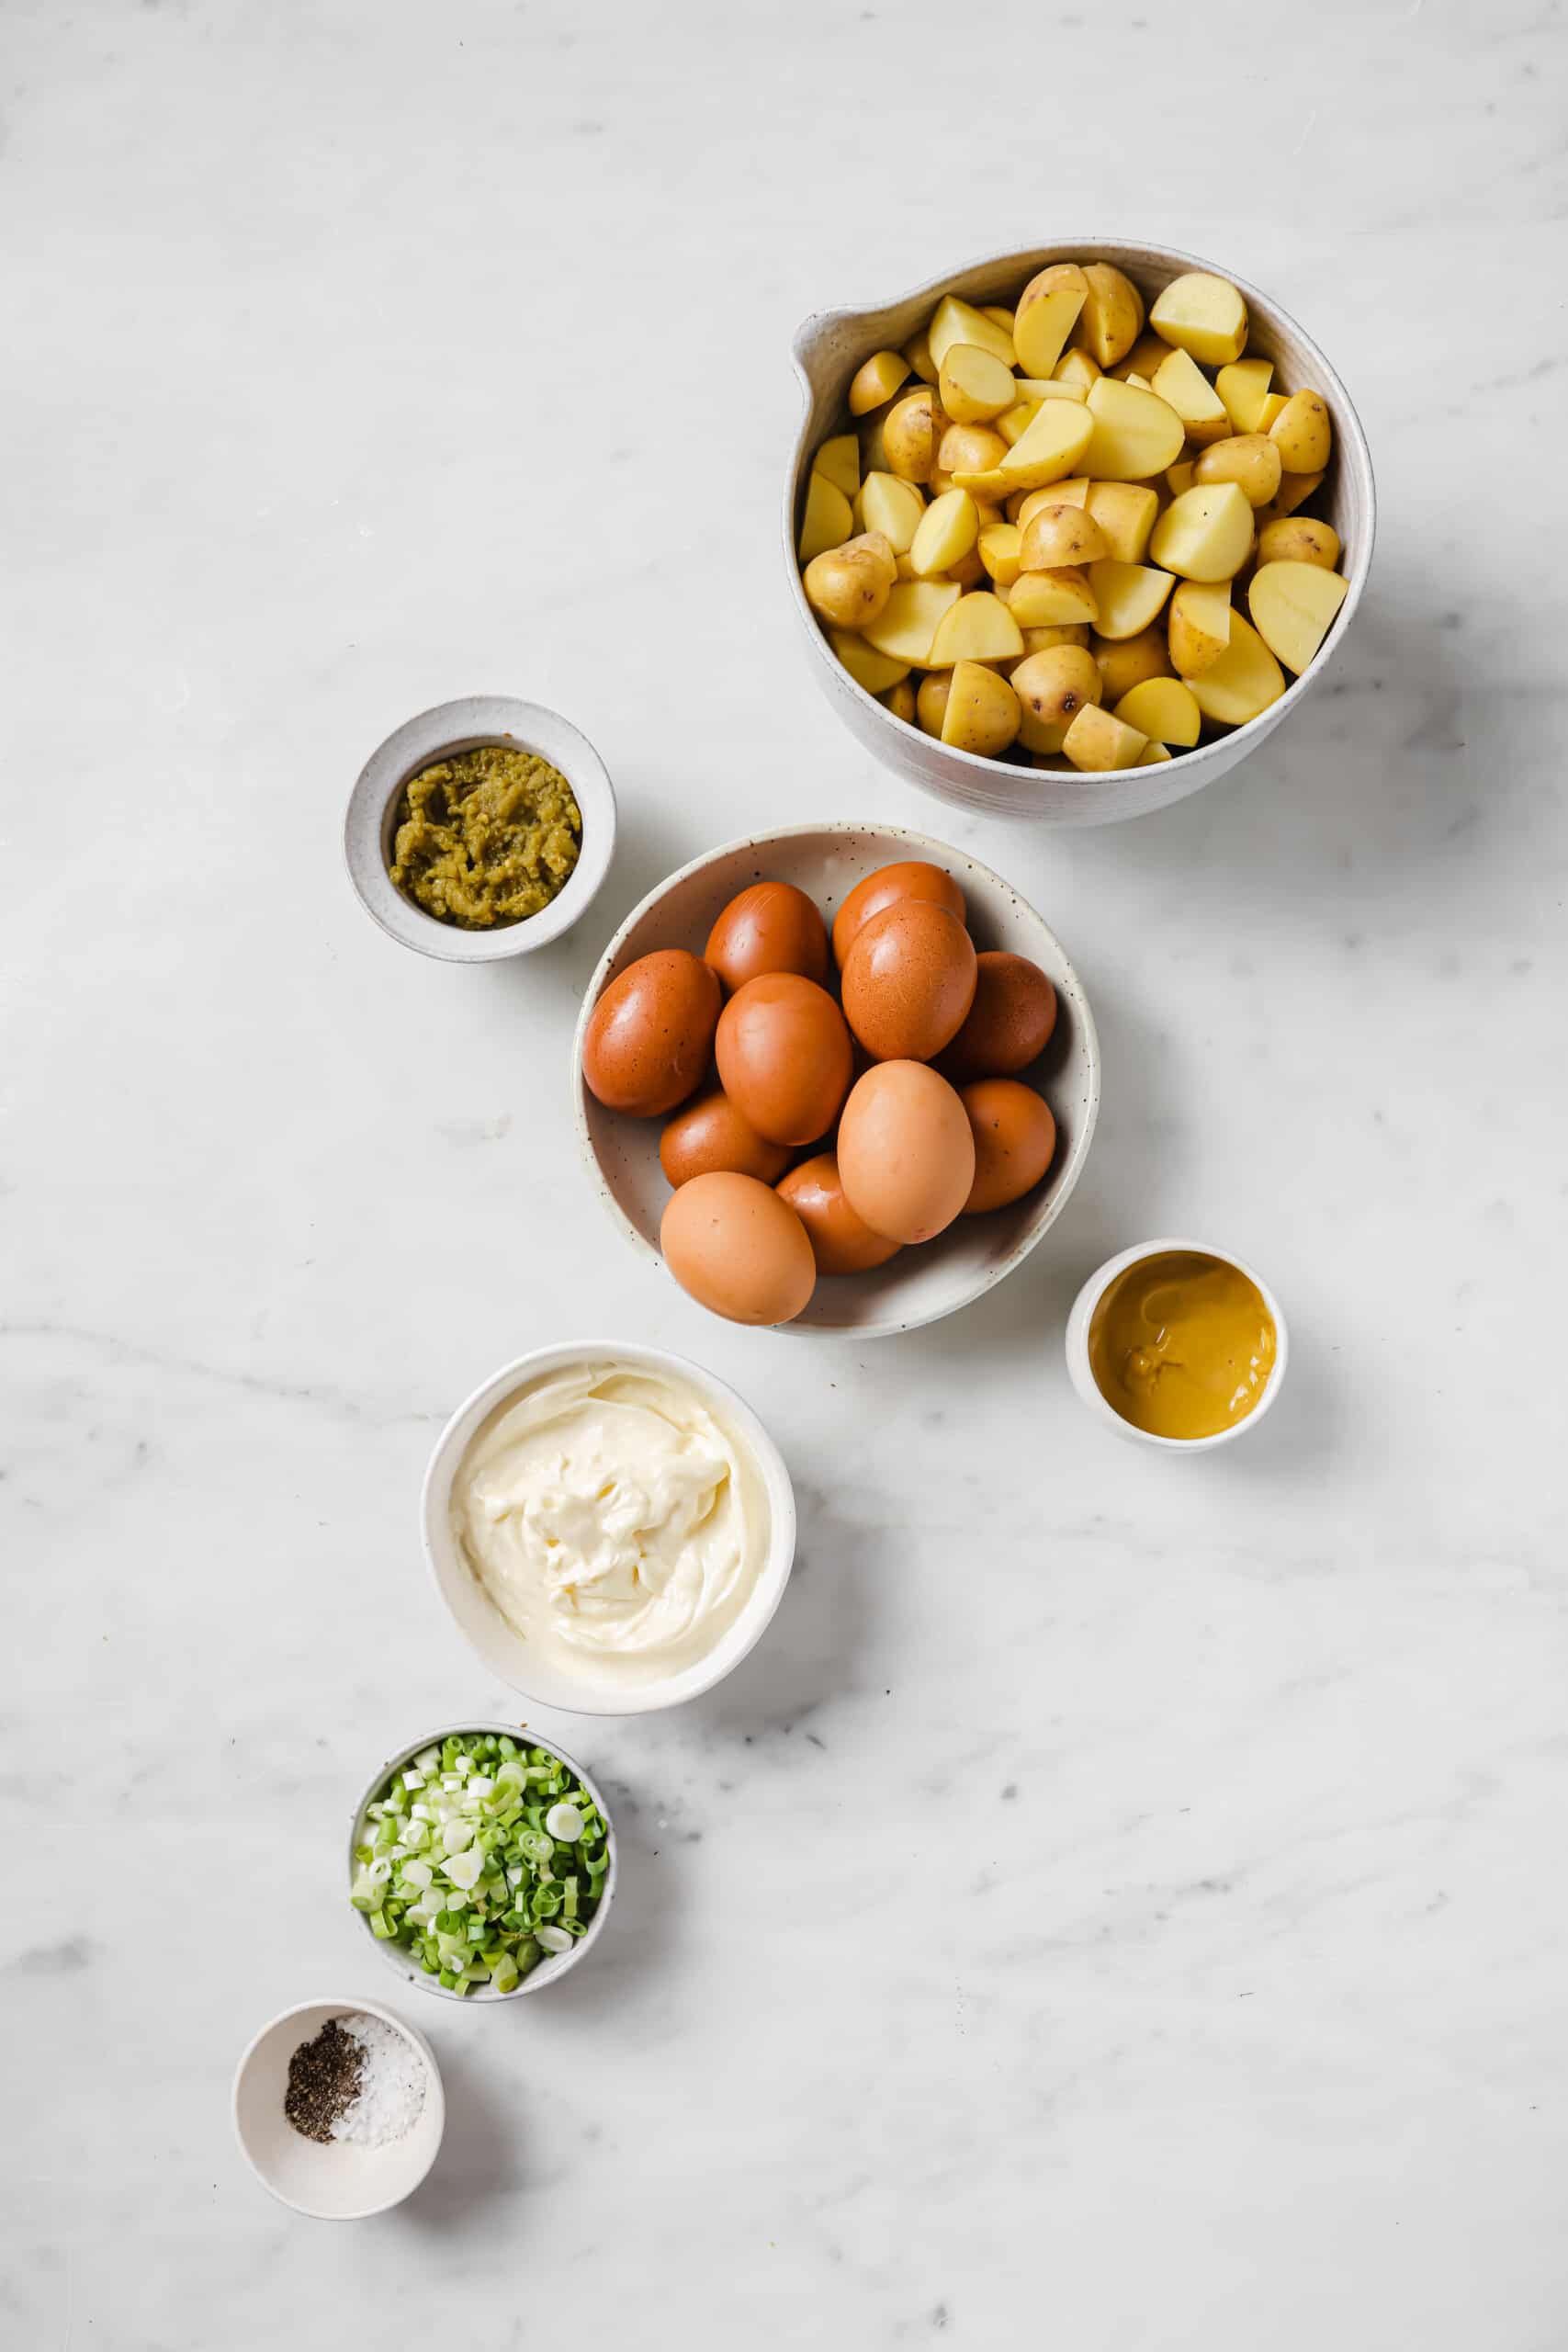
346, 1716, 622, 1997
784, 236, 1377, 808
343, 694, 616, 962
570, 819, 1102, 1338
421, 1343, 798, 1714
231, 1993, 446, 2216
1064, 1235, 1290, 1452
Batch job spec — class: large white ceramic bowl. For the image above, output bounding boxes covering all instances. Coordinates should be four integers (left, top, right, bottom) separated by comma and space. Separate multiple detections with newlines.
423, 1345, 797, 1714
786, 240, 1376, 826
571, 823, 1100, 1337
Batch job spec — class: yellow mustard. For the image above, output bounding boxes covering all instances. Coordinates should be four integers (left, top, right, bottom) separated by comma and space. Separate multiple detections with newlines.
1088, 1250, 1277, 1441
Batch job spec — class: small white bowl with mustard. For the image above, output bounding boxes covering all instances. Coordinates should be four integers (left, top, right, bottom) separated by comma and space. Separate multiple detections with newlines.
1066, 1239, 1287, 1450
423, 1343, 796, 1714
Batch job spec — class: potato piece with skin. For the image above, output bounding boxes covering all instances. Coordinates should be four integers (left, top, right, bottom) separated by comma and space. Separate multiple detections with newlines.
1215, 357, 1273, 435
996, 400, 1043, 448
1014, 263, 1089, 379
1166, 459, 1197, 498
928, 293, 1016, 372
997, 399, 1095, 490
948, 464, 1018, 501
1255, 391, 1289, 433
1072, 263, 1145, 368
1269, 390, 1333, 473
916, 670, 951, 737
984, 304, 1017, 335
1137, 740, 1173, 764
1167, 581, 1232, 675
940, 342, 1016, 424
978, 524, 1023, 587
1014, 480, 1089, 529
1084, 481, 1159, 564
813, 434, 860, 503
903, 329, 938, 387
1113, 676, 1201, 747
1011, 621, 1091, 664
1092, 624, 1172, 700
909, 486, 978, 578
850, 350, 910, 415
1088, 560, 1174, 640
1195, 433, 1282, 510
1111, 332, 1177, 382
883, 389, 947, 484
1248, 560, 1348, 674
860, 471, 926, 552
799, 472, 853, 563
948, 542, 987, 590
804, 531, 897, 628
1054, 348, 1100, 391
1020, 502, 1109, 570
928, 590, 1024, 668
1011, 643, 1102, 753
941, 660, 1021, 756
881, 677, 917, 724
1149, 271, 1248, 367
1149, 481, 1254, 582
1257, 514, 1341, 571
1012, 376, 1088, 404
1062, 702, 1147, 771
1183, 612, 1285, 725
861, 578, 961, 663
829, 630, 909, 695
1255, 469, 1325, 524
1009, 567, 1098, 627
1084, 377, 1185, 482
1150, 345, 1231, 447
937, 422, 1010, 481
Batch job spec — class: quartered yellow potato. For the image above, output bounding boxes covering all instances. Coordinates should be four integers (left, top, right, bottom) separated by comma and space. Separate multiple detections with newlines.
977, 523, 1024, 586
1088, 560, 1175, 640
1019, 502, 1108, 570
1137, 740, 1173, 763
1084, 378, 1185, 481
1194, 433, 1282, 509
1255, 391, 1289, 433
1248, 560, 1348, 673
1012, 375, 1088, 404
881, 389, 945, 483
1054, 347, 1100, 392
1150, 271, 1248, 367
850, 350, 910, 415
1062, 701, 1148, 771
1269, 390, 1332, 473
830, 630, 910, 695
1015, 479, 1089, 527
916, 670, 951, 736
998, 399, 1096, 490
861, 578, 961, 664
1183, 612, 1285, 725
814, 434, 860, 503
1258, 469, 1325, 521
1149, 481, 1255, 582
1013, 263, 1089, 378
1151, 346, 1230, 446
927, 590, 1024, 668
940, 342, 1017, 424
1009, 567, 1099, 627
1112, 332, 1177, 383
1084, 481, 1158, 564
1257, 514, 1340, 571
1216, 357, 1273, 434
909, 487, 978, 578
1092, 624, 1172, 699
799, 471, 853, 564
936, 422, 1009, 491
881, 677, 917, 724
1166, 460, 1196, 498
1011, 642, 1102, 752
860, 471, 927, 553
902, 329, 938, 387
928, 294, 1016, 372
1012, 621, 1090, 662
1072, 264, 1145, 368
803, 531, 897, 629
1113, 676, 1201, 747
941, 660, 1021, 755
1167, 580, 1232, 675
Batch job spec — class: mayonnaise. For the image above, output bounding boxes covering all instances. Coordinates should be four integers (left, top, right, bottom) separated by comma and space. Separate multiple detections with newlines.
451, 1362, 769, 1688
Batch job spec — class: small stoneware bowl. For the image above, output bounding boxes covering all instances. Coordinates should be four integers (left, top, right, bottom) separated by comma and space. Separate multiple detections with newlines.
786, 239, 1376, 826
423, 1348, 796, 1714
344, 695, 615, 961
571, 822, 1100, 1337
350, 1720, 620, 2000
1065, 1237, 1289, 1451
232, 1996, 444, 2217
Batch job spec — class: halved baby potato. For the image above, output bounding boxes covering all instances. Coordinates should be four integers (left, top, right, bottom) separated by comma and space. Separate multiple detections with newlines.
1014, 263, 1089, 378
799, 472, 853, 563
831, 630, 910, 695
1167, 580, 1232, 675
927, 590, 1024, 668
1256, 515, 1340, 571
1194, 434, 1282, 510
1020, 502, 1109, 570
1009, 567, 1099, 627
1269, 390, 1333, 474
998, 399, 1096, 489
1084, 481, 1159, 564
860, 578, 961, 664
1215, 357, 1273, 435
941, 660, 1021, 755
1088, 560, 1175, 640
883, 389, 946, 483
928, 294, 1016, 372
1183, 612, 1285, 725
850, 350, 910, 415
803, 530, 897, 628
1084, 378, 1185, 481
1113, 675, 1201, 748
1062, 701, 1148, 771
813, 434, 860, 503
1072, 264, 1145, 368
1150, 346, 1230, 447
909, 487, 978, 578
860, 471, 927, 553
940, 342, 1017, 424
1011, 642, 1102, 753
1149, 481, 1254, 582
1149, 271, 1248, 367
1248, 560, 1348, 674
1091, 623, 1172, 701
977, 523, 1024, 587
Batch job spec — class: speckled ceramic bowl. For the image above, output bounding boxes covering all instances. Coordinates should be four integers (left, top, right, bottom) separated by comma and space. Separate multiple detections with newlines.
786, 239, 1376, 826
344, 695, 615, 962
570, 822, 1100, 1337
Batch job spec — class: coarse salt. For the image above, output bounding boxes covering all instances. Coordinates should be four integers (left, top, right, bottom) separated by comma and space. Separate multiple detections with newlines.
333, 2013, 427, 2147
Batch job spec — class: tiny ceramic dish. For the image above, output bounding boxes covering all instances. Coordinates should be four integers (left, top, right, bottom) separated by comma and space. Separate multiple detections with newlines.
231, 1996, 444, 2217
571, 822, 1100, 1338
423, 1347, 796, 1715
1065, 1237, 1289, 1452
786, 239, 1376, 827
349, 1720, 620, 2000
344, 695, 615, 962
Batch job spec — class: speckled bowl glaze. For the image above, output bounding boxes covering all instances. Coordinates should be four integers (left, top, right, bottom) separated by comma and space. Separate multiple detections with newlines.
344, 695, 616, 962
571, 822, 1100, 1337
786, 239, 1376, 826
348, 1720, 619, 1999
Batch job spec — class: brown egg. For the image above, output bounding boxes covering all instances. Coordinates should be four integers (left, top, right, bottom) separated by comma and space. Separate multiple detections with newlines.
777, 1153, 902, 1276
938, 952, 1058, 1080
705, 881, 829, 993
660, 1090, 792, 1189
715, 973, 853, 1147
837, 1062, 976, 1244
831, 859, 967, 969
840, 899, 977, 1063
961, 1079, 1057, 1214
660, 1171, 816, 1326
581, 950, 721, 1117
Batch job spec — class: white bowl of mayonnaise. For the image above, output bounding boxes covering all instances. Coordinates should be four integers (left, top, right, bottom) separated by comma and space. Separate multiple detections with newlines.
423, 1344, 797, 1714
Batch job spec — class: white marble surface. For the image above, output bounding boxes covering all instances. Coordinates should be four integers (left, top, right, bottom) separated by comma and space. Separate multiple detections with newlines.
5, 1, 1568, 2342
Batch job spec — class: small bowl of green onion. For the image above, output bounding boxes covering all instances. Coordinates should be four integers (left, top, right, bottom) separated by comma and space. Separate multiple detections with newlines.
348, 1723, 616, 2002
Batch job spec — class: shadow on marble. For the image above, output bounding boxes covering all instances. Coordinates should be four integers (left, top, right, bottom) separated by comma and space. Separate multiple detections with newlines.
399, 2032, 522, 2233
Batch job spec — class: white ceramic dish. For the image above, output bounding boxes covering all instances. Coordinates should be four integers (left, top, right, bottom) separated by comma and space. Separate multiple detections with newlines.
786, 239, 1376, 827
344, 695, 615, 961
232, 1996, 444, 2217
349, 1717, 619, 1997
1065, 1237, 1289, 1451
423, 1345, 797, 1714
571, 822, 1100, 1337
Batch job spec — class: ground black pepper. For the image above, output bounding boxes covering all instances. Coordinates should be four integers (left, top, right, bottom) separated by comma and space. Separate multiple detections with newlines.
284, 2017, 365, 2143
